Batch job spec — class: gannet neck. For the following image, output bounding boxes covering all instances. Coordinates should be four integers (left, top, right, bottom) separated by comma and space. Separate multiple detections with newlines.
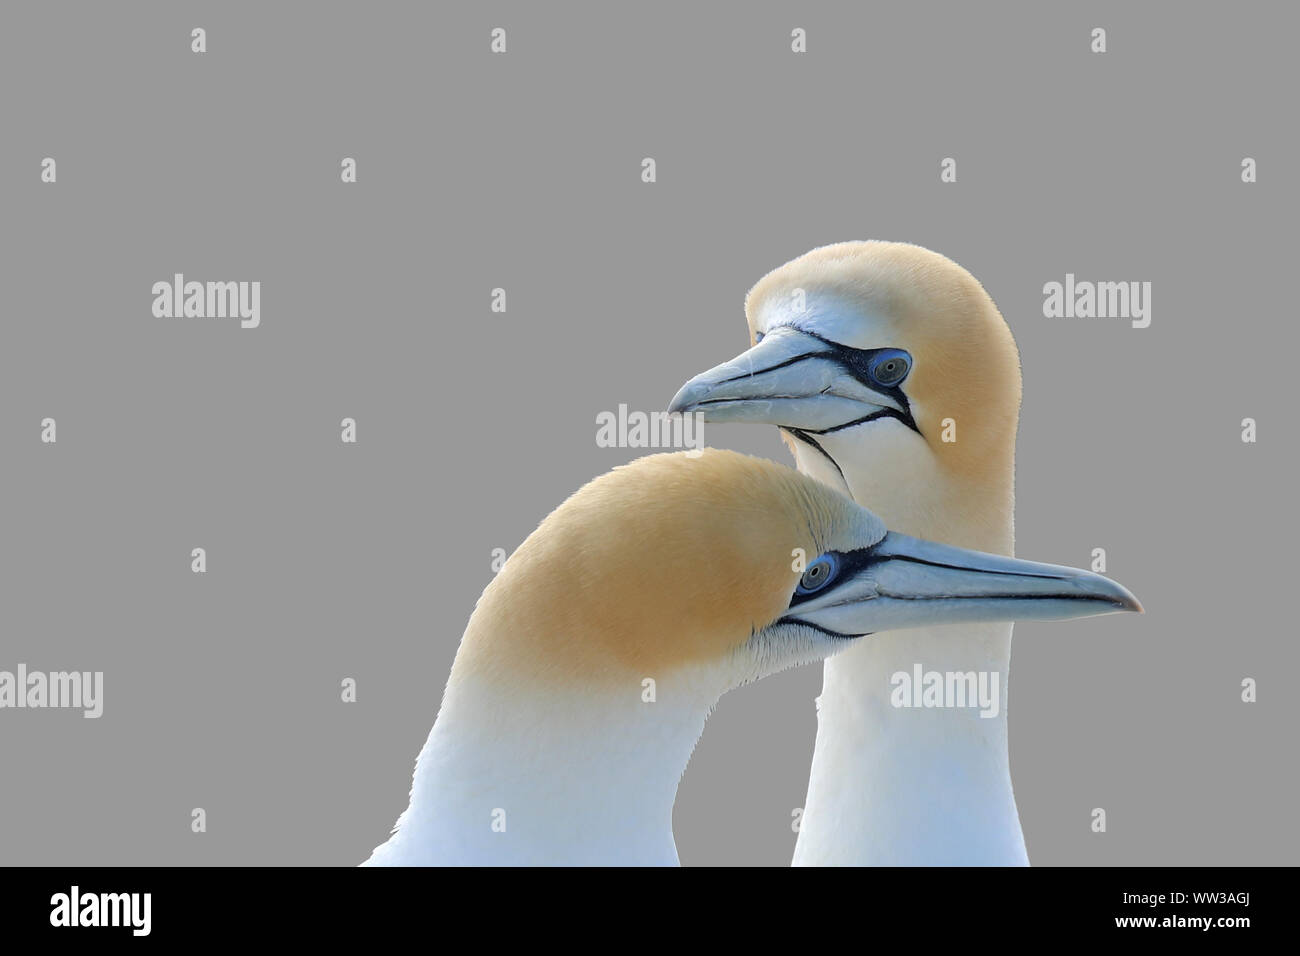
793, 623, 1023, 866
788, 436, 1024, 866
363, 450, 887, 867
365, 659, 722, 866
664, 244, 1135, 866
787, 429, 1015, 554
364, 449, 1138, 866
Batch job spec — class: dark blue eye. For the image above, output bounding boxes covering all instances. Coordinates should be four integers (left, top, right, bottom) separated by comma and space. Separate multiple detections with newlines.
796, 553, 839, 595
754, 330, 765, 343
867, 349, 911, 388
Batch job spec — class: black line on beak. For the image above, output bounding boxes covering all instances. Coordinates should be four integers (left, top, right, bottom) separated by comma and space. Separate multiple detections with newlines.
753, 327, 922, 435
804, 406, 919, 436
881, 553, 1067, 580
711, 351, 830, 386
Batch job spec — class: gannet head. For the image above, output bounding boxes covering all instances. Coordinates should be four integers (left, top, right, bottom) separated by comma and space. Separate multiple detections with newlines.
668, 242, 1021, 534
452, 449, 1138, 695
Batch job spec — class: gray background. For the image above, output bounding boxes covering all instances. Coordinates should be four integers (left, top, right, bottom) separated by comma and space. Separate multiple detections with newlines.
1, 1, 1295, 866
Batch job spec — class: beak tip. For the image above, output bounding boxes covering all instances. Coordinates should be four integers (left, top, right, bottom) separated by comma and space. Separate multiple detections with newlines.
1074, 566, 1142, 616
1111, 585, 1143, 615
667, 382, 703, 416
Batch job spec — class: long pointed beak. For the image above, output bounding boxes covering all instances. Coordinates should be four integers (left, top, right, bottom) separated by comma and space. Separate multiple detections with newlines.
668, 327, 902, 432
787, 532, 1143, 637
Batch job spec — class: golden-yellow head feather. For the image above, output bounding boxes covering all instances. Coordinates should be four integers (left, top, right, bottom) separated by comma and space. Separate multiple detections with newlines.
451, 449, 881, 689
744, 241, 1022, 484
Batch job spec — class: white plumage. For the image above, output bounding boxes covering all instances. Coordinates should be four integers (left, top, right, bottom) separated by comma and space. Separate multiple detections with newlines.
671, 241, 1136, 865
364, 449, 1137, 865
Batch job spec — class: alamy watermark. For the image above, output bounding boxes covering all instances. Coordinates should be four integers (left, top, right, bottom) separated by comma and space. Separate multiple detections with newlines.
50, 886, 150, 936
1043, 273, 1151, 328
152, 273, 260, 328
890, 664, 1000, 718
596, 405, 704, 454
0, 664, 103, 718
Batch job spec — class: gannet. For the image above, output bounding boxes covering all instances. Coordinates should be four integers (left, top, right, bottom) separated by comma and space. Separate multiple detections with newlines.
669, 241, 1104, 866
364, 448, 1138, 866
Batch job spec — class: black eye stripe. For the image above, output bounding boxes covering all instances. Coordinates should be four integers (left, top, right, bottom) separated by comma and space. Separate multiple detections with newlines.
779, 329, 920, 435
788, 548, 879, 608
748, 326, 920, 436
